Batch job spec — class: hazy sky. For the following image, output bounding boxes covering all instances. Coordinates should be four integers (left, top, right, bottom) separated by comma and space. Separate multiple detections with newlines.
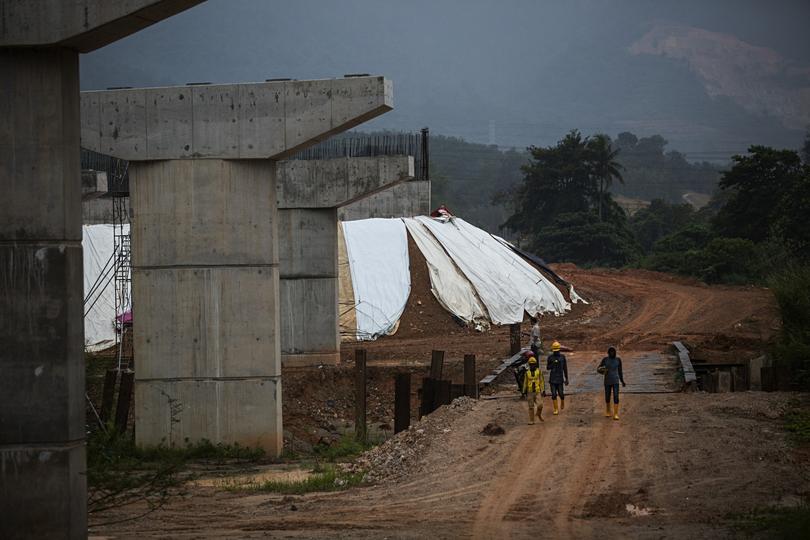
82, 0, 810, 156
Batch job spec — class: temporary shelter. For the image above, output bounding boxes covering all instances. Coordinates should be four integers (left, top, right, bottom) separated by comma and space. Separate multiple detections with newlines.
340, 216, 584, 341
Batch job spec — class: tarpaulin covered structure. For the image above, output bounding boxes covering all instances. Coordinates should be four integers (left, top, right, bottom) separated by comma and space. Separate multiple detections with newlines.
340, 216, 584, 341
83, 224, 130, 350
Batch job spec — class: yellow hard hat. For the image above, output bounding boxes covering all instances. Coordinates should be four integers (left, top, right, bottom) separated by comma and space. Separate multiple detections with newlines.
528, 356, 537, 364
551, 341, 561, 352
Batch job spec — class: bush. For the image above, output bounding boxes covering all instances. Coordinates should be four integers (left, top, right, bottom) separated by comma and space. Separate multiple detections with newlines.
769, 265, 810, 386
641, 230, 764, 284
531, 211, 642, 267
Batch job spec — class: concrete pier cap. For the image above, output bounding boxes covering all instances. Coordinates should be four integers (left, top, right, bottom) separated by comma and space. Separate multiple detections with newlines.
1, 1, 206, 538
79, 76, 393, 456
81, 76, 393, 160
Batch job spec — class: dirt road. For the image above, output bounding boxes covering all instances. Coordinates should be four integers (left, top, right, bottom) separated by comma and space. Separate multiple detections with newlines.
342, 264, 778, 364
90, 356, 808, 538
88, 267, 795, 538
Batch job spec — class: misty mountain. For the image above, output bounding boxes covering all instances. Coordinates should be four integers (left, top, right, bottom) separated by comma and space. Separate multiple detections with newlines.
80, 0, 810, 160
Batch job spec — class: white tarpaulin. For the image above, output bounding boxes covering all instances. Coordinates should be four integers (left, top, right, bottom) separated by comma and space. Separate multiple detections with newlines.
342, 218, 411, 340
83, 224, 129, 350
410, 216, 570, 324
403, 218, 489, 327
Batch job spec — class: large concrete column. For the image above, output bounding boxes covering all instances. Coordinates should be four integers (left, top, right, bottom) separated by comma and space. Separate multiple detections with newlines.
0, 2, 205, 538
81, 77, 393, 454
0, 46, 85, 540
277, 155, 414, 366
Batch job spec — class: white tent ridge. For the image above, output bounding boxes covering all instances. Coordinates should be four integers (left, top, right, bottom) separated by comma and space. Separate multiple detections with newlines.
341, 215, 581, 341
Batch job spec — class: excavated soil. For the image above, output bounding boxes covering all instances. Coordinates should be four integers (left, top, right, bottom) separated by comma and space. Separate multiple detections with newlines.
89, 391, 809, 539
89, 266, 795, 538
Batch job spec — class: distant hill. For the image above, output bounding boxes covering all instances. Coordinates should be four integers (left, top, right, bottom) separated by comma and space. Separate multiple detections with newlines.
629, 24, 810, 131
80, 2, 809, 160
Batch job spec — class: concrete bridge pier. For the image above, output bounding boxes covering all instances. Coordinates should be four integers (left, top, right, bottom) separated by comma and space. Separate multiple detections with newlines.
0, 2, 205, 537
80, 77, 393, 455
277, 155, 414, 366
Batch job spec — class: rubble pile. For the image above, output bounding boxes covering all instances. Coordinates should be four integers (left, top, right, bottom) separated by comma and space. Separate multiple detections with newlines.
353, 397, 477, 483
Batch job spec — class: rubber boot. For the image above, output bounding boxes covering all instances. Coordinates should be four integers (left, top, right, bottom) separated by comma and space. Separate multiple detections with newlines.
613, 403, 620, 421
553, 398, 559, 415
537, 403, 544, 422
604, 402, 612, 417
528, 404, 535, 425
560, 398, 565, 411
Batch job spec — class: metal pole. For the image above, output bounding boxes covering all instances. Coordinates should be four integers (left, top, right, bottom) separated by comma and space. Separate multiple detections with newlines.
464, 354, 478, 398
354, 348, 367, 443
394, 372, 411, 434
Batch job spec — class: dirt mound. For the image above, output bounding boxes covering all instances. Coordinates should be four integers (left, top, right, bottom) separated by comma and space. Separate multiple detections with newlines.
354, 396, 477, 483
395, 233, 470, 339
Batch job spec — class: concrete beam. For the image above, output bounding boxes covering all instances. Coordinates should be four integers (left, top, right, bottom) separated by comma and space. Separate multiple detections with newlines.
0, 1, 205, 52
278, 155, 413, 209
338, 179, 430, 221
80, 76, 393, 160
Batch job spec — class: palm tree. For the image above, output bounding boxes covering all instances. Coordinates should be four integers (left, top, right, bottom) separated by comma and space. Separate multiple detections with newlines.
588, 134, 624, 221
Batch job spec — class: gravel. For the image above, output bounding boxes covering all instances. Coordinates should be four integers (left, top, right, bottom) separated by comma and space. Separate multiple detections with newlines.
352, 396, 477, 483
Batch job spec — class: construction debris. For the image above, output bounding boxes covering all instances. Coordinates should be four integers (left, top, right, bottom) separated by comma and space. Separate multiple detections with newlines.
353, 397, 476, 483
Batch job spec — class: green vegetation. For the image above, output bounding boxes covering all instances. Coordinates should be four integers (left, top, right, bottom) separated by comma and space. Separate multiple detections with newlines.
312, 433, 374, 462
769, 267, 810, 388
251, 464, 364, 495
783, 402, 810, 444
430, 134, 528, 233
730, 502, 810, 539
612, 132, 721, 202
87, 428, 265, 517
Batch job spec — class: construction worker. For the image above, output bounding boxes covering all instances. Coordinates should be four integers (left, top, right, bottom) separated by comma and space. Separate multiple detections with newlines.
598, 346, 626, 420
511, 349, 533, 398
546, 341, 569, 415
522, 355, 545, 425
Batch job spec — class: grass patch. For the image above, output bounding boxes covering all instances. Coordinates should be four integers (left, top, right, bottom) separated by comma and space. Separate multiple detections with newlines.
252, 464, 364, 494
87, 428, 265, 519
784, 401, 810, 445
312, 433, 374, 461
730, 502, 810, 538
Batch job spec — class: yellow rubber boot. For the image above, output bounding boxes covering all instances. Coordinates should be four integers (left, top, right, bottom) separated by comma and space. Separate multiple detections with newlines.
552, 398, 559, 415
604, 403, 612, 417
613, 403, 620, 421
560, 399, 565, 411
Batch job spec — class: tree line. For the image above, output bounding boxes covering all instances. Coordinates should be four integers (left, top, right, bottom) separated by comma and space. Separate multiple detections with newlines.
501, 129, 810, 386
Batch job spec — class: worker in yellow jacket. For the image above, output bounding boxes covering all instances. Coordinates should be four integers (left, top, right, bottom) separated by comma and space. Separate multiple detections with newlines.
522, 355, 545, 425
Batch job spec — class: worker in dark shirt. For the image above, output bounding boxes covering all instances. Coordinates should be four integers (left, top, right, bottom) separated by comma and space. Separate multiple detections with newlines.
546, 341, 569, 415
598, 347, 626, 420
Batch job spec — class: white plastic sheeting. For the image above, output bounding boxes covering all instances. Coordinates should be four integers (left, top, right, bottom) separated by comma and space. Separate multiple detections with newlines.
342, 218, 411, 340
403, 218, 489, 328
410, 216, 570, 324
83, 224, 129, 350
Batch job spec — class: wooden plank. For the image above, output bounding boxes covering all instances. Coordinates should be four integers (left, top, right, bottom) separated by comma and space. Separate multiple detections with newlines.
420, 377, 436, 418
355, 348, 367, 442
480, 351, 524, 386
394, 372, 411, 434
100, 369, 118, 424
509, 323, 521, 355
464, 354, 478, 398
673, 341, 697, 384
435, 380, 452, 407
114, 370, 134, 434
430, 350, 445, 380
451, 383, 466, 400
